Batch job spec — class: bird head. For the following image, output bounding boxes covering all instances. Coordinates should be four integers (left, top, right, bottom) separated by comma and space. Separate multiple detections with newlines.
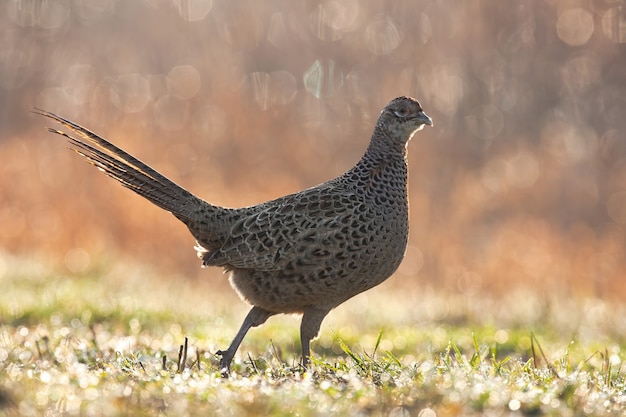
376, 96, 433, 146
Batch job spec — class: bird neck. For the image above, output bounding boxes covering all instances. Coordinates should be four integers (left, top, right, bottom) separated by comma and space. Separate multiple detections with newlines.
363, 128, 409, 167
342, 130, 409, 193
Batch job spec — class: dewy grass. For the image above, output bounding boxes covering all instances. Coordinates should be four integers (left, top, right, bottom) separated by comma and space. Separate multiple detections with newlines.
0, 254, 625, 416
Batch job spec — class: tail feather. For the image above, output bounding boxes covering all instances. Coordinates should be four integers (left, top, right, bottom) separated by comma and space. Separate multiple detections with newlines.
34, 109, 207, 222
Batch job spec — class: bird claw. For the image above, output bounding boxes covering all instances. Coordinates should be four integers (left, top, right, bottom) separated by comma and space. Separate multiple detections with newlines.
215, 349, 233, 377
219, 365, 230, 378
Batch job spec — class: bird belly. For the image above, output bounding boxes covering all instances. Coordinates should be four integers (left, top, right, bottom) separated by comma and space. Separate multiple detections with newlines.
226, 232, 407, 314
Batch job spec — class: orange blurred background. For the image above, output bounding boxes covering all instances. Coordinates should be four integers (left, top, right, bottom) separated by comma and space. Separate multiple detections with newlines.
1, 0, 626, 299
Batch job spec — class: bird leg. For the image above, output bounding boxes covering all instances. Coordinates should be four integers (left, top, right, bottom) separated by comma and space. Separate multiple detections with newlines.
299, 307, 330, 369
217, 306, 274, 375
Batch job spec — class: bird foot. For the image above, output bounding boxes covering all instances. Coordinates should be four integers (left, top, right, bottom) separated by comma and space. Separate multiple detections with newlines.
216, 349, 233, 377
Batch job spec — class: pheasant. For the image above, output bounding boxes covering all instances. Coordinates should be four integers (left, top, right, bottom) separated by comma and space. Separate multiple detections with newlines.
35, 96, 432, 373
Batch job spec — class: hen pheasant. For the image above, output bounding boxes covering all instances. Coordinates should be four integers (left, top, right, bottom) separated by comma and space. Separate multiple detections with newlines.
35, 96, 432, 373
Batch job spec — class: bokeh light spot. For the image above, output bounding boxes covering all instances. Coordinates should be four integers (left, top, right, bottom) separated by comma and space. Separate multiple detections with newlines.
494, 329, 509, 344
417, 407, 436, 417
74, 0, 116, 22
167, 65, 202, 100
7, 0, 37, 27
64, 248, 91, 274
506, 151, 539, 189
556, 8, 594, 46
509, 399, 521, 411
456, 270, 483, 294
303, 59, 344, 98
542, 120, 596, 165
267, 12, 288, 48
561, 53, 600, 93
242, 72, 271, 109
309, 0, 360, 41
413, 12, 432, 45
420, 65, 465, 115
37, 0, 71, 29
112, 73, 151, 113
365, 15, 403, 55
310, 1, 347, 41
175, 0, 213, 22
240, 70, 297, 108
62, 64, 97, 105
7, 0, 69, 28
602, 7, 626, 43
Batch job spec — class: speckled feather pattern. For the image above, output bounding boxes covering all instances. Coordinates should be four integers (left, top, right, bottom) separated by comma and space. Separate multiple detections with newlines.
36, 96, 432, 372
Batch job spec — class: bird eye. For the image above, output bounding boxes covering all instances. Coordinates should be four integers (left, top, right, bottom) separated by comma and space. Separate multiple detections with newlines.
393, 106, 409, 118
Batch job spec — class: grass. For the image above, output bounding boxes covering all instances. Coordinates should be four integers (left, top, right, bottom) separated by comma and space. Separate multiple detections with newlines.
1, 253, 625, 416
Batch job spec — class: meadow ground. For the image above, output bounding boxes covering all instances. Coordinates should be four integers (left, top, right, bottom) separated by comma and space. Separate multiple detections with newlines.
1, 253, 625, 417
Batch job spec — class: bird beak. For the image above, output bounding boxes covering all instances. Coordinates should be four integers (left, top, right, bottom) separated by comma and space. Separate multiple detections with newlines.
416, 111, 433, 127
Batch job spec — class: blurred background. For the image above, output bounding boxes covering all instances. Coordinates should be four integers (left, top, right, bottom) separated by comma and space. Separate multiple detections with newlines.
1, 0, 626, 300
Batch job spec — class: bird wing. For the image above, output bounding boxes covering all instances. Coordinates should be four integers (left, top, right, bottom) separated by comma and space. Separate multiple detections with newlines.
199, 185, 367, 272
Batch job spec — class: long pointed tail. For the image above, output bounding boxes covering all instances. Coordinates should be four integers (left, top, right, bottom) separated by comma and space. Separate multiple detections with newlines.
34, 109, 208, 223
